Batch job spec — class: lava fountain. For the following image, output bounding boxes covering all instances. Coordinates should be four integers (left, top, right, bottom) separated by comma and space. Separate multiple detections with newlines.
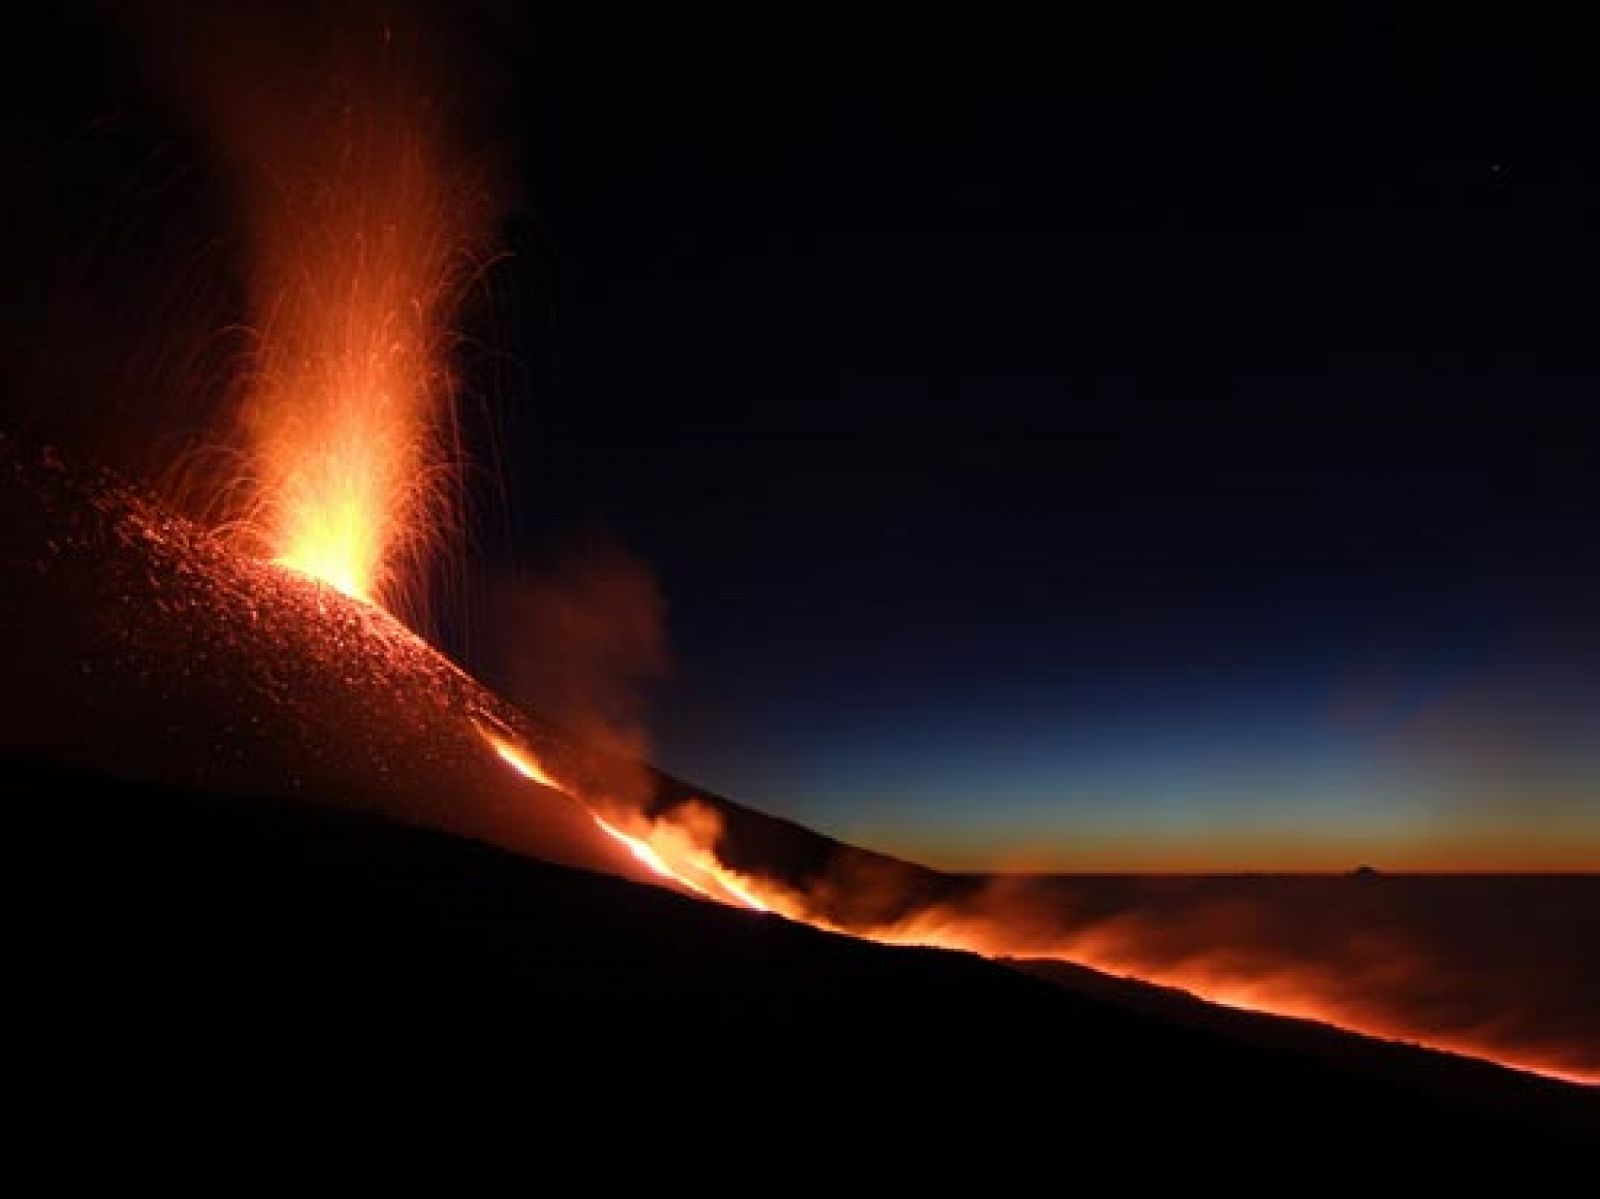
184, 16, 494, 616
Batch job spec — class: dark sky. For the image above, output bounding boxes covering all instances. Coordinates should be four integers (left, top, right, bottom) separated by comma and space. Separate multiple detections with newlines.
5, 4, 1599, 867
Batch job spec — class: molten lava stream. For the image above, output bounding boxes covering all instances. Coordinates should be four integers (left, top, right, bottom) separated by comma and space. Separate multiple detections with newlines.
481, 730, 766, 911
480, 730, 1594, 1088
839, 901, 1599, 1087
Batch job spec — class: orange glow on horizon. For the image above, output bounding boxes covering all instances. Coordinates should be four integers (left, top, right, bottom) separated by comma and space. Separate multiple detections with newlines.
864, 822, 1600, 876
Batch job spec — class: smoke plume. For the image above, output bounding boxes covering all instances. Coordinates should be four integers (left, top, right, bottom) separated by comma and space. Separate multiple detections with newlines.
478, 533, 672, 814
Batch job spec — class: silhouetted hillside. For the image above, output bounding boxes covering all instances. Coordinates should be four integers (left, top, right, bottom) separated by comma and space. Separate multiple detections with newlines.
11, 757, 1594, 1192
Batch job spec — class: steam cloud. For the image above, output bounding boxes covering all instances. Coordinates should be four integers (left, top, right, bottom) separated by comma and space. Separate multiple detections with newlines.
478, 534, 672, 816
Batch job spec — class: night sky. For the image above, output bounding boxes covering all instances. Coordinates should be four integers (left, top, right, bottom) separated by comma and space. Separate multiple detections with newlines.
6, 5, 1599, 868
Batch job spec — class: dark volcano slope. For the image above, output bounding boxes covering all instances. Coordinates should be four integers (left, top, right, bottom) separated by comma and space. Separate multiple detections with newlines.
11, 758, 1594, 1191
0, 433, 953, 911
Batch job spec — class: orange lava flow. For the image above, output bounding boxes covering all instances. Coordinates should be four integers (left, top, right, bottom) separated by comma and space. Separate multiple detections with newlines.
778, 892, 1600, 1087
488, 735, 562, 790
1148, 979, 1600, 1089
482, 730, 768, 911
479, 729, 1596, 1088
592, 814, 712, 895
862, 920, 1600, 1089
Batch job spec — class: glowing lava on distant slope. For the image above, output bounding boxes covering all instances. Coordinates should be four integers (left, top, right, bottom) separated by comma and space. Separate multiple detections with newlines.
478, 731, 1598, 1089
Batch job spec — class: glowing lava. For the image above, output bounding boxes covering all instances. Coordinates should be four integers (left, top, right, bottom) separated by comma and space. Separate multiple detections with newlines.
478, 729, 1596, 1088
488, 734, 563, 790
488, 734, 684, 883
482, 729, 768, 911
205, 27, 492, 614
593, 814, 711, 892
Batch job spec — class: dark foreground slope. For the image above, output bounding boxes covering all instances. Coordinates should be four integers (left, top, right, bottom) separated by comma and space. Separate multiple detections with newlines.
11, 758, 1594, 1192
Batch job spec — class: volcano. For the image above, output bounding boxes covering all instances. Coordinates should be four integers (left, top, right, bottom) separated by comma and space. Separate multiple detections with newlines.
5, 438, 1597, 1186
0, 433, 967, 923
